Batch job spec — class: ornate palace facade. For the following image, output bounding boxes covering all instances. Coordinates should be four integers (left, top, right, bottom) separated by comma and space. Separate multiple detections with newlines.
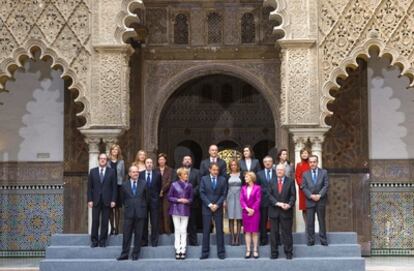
0, 0, 413, 257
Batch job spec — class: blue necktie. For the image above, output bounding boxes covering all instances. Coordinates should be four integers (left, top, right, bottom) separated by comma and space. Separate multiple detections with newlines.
266, 169, 271, 182
312, 170, 317, 184
212, 177, 217, 190
146, 172, 151, 187
132, 181, 137, 196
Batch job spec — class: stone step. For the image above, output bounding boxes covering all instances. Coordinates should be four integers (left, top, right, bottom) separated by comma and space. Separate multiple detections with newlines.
40, 257, 365, 271
50, 232, 357, 246
45, 244, 361, 259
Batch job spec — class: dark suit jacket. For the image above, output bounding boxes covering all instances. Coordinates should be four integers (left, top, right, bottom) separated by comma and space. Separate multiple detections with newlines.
87, 167, 117, 207
239, 159, 261, 174
257, 168, 277, 207
199, 158, 227, 178
139, 170, 162, 207
199, 175, 228, 215
302, 168, 329, 208
266, 176, 296, 218
121, 179, 149, 219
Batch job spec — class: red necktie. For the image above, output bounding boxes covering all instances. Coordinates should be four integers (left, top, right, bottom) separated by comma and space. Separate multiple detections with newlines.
278, 178, 283, 193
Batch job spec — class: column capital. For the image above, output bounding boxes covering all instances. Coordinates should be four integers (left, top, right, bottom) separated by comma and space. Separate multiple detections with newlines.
289, 127, 329, 140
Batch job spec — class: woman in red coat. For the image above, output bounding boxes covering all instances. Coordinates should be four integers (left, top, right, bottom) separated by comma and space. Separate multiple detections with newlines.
295, 148, 311, 224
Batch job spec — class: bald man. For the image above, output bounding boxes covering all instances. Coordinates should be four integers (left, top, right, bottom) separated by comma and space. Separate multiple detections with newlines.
199, 145, 227, 177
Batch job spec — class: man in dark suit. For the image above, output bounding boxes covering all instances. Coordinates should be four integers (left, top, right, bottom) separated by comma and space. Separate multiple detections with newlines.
87, 153, 117, 248
139, 158, 162, 247
180, 155, 201, 246
199, 145, 227, 177
266, 164, 296, 259
302, 155, 329, 246
117, 166, 148, 261
256, 155, 277, 245
199, 163, 228, 260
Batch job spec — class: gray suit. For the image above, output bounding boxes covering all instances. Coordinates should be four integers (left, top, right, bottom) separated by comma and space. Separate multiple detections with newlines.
302, 167, 329, 244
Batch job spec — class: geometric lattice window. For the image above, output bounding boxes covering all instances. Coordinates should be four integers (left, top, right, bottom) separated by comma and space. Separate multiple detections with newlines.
207, 12, 223, 44
201, 84, 213, 103
241, 84, 254, 103
174, 13, 189, 45
241, 13, 256, 44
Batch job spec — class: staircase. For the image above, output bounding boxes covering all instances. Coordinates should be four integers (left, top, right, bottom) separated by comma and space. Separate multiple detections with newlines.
40, 232, 365, 271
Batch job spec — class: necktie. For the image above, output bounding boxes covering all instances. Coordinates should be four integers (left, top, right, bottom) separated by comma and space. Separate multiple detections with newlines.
212, 177, 217, 190
266, 169, 271, 182
312, 170, 317, 184
278, 178, 283, 194
147, 172, 151, 187
132, 181, 137, 196
99, 168, 104, 183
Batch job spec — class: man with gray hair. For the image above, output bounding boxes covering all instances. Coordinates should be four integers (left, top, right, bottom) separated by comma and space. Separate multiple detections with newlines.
266, 163, 296, 259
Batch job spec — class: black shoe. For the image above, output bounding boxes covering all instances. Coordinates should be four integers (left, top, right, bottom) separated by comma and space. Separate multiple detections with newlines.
253, 251, 259, 259
110, 229, 116, 235
189, 242, 199, 246
90, 243, 98, 248
218, 255, 225, 260
286, 254, 293, 260
321, 241, 328, 246
307, 242, 315, 246
200, 254, 208, 260
117, 255, 128, 261
245, 251, 251, 259
99, 243, 106, 248
176, 253, 181, 260
180, 253, 186, 260
131, 255, 139, 261
270, 254, 278, 259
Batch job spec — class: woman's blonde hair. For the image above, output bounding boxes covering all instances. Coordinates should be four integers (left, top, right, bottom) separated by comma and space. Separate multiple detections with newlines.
244, 171, 257, 183
108, 144, 123, 160
176, 167, 189, 178
133, 149, 147, 165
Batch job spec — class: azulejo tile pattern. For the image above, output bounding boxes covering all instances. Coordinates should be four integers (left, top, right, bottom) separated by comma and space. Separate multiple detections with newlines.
0, 185, 63, 253
370, 160, 414, 255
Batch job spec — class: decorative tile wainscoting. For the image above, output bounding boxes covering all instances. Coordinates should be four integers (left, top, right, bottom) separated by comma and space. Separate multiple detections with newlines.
370, 160, 414, 256
0, 162, 64, 257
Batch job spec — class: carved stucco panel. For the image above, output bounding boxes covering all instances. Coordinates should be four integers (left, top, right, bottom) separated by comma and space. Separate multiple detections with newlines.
319, 0, 414, 126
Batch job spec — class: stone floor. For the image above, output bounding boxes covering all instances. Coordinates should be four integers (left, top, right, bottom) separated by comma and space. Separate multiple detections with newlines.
0, 257, 413, 271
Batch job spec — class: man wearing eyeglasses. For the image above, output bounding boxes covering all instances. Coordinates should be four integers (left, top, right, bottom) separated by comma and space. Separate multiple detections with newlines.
87, 153, 117, 248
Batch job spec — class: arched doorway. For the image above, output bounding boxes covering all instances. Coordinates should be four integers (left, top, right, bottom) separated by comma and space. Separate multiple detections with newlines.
158, 74, 276, 168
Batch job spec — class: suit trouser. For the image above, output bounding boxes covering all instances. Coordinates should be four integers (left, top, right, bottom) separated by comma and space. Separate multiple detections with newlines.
306, 202, 327, 243
172, 215, 189, 254
259, 206, 269, 243
91, 201, 110, 244
270, 216, 293, 256
201, 211, 225, 257
142, 203, 160, 246
120, 217, 145, 258
187, 204, 199, 245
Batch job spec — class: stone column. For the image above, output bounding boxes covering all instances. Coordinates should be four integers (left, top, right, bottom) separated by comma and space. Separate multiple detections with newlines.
292, 134, 307, 232
83, 136, 100, 235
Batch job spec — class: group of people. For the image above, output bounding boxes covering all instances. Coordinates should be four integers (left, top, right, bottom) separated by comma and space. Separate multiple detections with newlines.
87, 144, 329, 261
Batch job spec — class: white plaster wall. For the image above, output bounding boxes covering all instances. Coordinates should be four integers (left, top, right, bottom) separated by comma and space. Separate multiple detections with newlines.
0, 58, 64, 162
368, 56, 414, 159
